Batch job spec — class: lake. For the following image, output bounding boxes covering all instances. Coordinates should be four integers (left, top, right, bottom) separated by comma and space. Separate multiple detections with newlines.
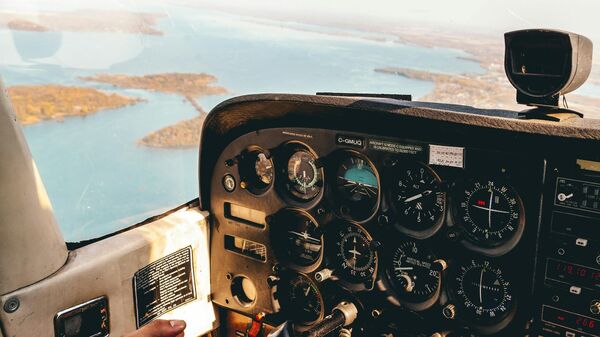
0, 5, 485, 242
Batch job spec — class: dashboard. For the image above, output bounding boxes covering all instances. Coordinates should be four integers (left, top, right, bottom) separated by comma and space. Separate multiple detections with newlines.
202, 94, 600, 337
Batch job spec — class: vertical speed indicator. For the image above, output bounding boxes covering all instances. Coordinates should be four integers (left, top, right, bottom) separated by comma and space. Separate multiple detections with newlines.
455, 179, 525, 252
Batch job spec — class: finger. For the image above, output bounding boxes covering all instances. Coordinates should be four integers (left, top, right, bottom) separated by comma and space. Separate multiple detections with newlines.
139, 319, 187, 337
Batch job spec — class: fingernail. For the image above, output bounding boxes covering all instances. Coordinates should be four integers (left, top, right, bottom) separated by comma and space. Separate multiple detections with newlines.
170, 320, 186, 329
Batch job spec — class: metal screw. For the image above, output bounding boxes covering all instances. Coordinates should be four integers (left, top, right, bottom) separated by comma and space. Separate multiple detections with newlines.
3, 297, 19, 313
371, 309, 382, 318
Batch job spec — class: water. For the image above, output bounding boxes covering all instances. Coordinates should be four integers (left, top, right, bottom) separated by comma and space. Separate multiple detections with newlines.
1, 5, 485, 242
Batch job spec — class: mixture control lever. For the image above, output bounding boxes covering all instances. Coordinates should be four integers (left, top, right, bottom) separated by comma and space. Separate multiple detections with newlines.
302, 302, 358, 337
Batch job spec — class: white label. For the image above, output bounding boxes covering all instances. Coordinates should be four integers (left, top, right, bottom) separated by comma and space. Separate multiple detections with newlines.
428, 145, 465, 168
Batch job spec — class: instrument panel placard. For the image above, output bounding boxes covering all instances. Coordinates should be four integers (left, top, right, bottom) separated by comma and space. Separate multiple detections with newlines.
133, 246, 196, 327
428, 144, 465, 168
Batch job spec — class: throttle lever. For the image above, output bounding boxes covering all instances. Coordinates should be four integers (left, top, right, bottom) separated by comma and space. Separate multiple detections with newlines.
302, 302, 358, 337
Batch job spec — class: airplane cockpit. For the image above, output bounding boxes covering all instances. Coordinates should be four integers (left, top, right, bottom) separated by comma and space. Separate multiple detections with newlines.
1, 3, 599, 337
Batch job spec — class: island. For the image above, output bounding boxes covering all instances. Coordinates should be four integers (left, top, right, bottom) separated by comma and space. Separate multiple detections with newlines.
0, 10, 164, 35
82, 72, 228, 148
139, 117, 203, 148
81, 73, 227, 98
7, 85, 141, 125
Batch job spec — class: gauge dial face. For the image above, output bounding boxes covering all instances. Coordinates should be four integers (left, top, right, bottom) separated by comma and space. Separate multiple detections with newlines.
387, 240, 441, 305
456, 180, 524, 248
273, 210, 323, 267
335, 223, 377, 283
255, 152, 274, 185
284, 274, 324, 325
286, 150, 322, 201
454, 260, 515, 323
392, 163, 445, 232
335, 155, 380, 221
239, 150, 273, 194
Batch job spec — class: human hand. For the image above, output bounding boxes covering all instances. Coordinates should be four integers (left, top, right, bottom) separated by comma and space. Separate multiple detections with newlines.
122, 319, 186, 337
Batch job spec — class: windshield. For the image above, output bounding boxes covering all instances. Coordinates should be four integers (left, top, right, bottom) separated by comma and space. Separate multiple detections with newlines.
1, 0, 598, 242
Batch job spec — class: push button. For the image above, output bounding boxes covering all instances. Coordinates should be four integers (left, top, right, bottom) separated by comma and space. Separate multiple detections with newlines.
576, 238, 588, 247
569, 286, 582, 295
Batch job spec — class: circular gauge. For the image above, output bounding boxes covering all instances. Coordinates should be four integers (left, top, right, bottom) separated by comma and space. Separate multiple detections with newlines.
255, 152, 274, 185
285, 150, 323, 201
281, 273, 324, 325
239, 149, 274, 194
392, 163, 445, 237
271, 209, 323, 267
455, 179, 525, 250
335, 154, 380, 222
385, 240, 442, 310
454, 260, 516, 325
334, 223, 377, 284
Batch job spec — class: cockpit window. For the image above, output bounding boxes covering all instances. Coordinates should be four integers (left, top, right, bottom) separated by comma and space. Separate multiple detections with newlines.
1, 0, 598, 242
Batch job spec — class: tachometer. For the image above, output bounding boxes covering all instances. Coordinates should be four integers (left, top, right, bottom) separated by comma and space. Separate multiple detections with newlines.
384, 240, 443, 311
455, 179, 525, 252
453, 260, 516, 327
270, 209, 323, 268
285, 150, 323, 201
392, 163, 445, 238
333, 223, 377, 285
279, 273, 324, 325
335, 153, 380, 222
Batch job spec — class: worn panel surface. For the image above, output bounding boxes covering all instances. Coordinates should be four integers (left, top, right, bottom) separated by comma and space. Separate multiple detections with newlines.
0, 207, 216, 337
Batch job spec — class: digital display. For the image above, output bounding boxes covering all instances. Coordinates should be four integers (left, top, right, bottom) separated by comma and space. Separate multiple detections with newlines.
543, 305, 600, 336
552, 211, 600, 238
546, 258, 600, 290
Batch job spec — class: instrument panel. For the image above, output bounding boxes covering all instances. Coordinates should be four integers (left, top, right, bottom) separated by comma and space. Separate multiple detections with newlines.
209, 127, 545, 336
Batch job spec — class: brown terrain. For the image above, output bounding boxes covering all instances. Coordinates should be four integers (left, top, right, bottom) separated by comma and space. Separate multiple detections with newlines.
81, 73, 228, 148
364, 24, 600, 118
0, 10, 164, 35
375, 67, 600, 118
7, 85, 141, 125
139, 117, 204, 149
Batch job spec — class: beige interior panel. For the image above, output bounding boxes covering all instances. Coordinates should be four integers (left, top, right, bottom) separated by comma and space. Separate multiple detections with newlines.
0, 206, 217, 337
0, 79, 68, 295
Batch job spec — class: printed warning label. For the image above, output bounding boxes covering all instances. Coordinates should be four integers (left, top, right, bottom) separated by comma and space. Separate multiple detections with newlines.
134, 246, 196, 327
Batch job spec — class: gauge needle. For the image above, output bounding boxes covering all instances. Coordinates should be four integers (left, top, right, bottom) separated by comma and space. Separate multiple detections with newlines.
304, 286, 311, 297
488, 191, 494, 228
394, 266, 414, 271
404, 190, 432, 203
479, 267, 484, 304
470, 204, 510, 214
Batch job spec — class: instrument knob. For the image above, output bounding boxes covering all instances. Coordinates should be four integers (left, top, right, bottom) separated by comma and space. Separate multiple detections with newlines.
590, 299, 600, 315
442, 304, 456, 320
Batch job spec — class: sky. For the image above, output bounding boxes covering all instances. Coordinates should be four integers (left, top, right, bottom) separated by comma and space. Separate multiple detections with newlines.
1, 0, 598, 64
195, 0, 599, 61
